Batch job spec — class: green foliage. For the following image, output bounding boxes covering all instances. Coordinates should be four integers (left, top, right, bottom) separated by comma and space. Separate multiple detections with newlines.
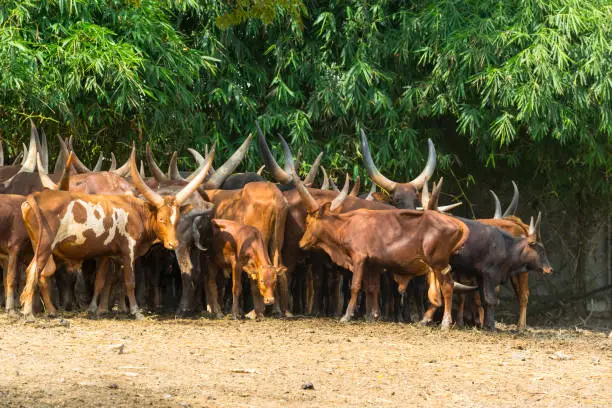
0, 0, 609, 205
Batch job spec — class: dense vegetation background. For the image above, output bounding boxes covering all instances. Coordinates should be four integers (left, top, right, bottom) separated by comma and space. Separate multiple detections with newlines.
0, 0, 610, 311
1, 0, 610, 201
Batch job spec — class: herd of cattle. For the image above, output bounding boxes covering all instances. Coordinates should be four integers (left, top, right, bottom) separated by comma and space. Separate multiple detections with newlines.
0, 121, 553, 330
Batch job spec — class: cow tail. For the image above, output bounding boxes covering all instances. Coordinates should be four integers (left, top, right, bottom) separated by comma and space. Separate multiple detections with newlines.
20, 195, 45, 305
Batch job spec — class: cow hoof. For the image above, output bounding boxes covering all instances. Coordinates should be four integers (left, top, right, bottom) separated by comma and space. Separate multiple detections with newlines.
419, 319, 432, 326
283, 311, 294, 318
133, 311, 145, 321
245, 310, 258, 320
440, 323, 451, 331
87, 310, 98, 320
22, 314, 36, 323
339, 315, 352, 323
215, 312, 225, 319
7, 309, 17, 317
231, 313, 241, 320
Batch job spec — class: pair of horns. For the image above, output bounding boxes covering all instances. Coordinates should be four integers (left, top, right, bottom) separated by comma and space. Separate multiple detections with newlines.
293, 167, 353, 213
256, 122, 322, 185
1, 121, 41, 188
146, 135, 252, 188
490, 181, 520, 219
360, 129, 436, 192
528, 212, 542, 239
130, 143, 215, 207
57, 136, 130, 176
418, 178, 463, 212
38, 152, 74, 191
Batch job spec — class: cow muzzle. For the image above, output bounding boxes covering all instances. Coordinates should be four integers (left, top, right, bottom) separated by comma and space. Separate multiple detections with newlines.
542, 266, 553, 274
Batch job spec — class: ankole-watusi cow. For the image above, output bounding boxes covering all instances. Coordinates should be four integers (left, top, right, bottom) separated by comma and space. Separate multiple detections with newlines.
195, 219, 287, 319
292, 169, 472, 329
19, 144, 214, 320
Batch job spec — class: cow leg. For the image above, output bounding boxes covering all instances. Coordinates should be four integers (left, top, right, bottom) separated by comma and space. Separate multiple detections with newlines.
365, 271, 381, 322
4, 250, 20, 315
456, 293, 466, 327
439, 273, 454, 330
305, 264, 314, 315
245, 280, 265, 320
340, 259, 365, 323
276, 268, 292, 318
120, 258, 143, 320
38, 258, 58, 317
231, 262, 243, 319
512, 272, 529, 330
421, 270, 442, 325
329, 270, 343, 318
87, 258, 109, 317
176, 245, 196, 316
482, 276, 498, 330
205, 262, 223, 318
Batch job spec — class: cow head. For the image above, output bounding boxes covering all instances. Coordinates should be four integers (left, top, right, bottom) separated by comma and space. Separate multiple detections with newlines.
244, 263, 286, 306
523, 212, 553, 274
293, 168, 350, 250
360, 129, 436, 209
128, 144, 215, 251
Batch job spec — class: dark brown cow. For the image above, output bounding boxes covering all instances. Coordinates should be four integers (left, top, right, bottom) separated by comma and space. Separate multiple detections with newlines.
293, 170, 470, 328
197, 219, 287, 319
19, 146, 214, 320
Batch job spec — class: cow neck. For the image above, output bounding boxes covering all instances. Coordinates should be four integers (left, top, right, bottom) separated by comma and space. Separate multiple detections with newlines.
504, 233, 531, 277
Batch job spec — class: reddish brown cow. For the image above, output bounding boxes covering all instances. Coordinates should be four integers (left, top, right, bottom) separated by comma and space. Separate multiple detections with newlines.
199, 182, 290, 316
0, 195, 30, 314
19, 146, 213, 320
293, 170, 470, 329
198, 219, 287, 319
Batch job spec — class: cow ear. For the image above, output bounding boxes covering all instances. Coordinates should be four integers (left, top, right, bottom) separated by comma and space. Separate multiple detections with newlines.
276, 266, 288, 277
319, 202, 333, 216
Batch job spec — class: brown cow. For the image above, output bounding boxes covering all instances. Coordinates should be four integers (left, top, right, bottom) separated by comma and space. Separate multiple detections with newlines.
293, 170, 471, 328
19, 145, 214, 320
196, 219, 287, 319
0, 195, 30, 314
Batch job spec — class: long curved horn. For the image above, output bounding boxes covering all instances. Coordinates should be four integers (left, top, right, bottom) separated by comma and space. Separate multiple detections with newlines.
109, 153, 117, 171
292, 167, 319, 212
365, 183, 376, 200
192, 216, 208, 252
129, 144, 164, 208
200, 134, 252, 188
21, 143, 27, 165
93, 152, 104, 172
349, 176, 361, 197
168, 152, 185, 181
453, 282, 478, 292
146, 143, 168, 182
175, 144, 216, 205
503, 181, 519, 217
22, 120, 38, 172
277, 133, 295, 176
437, 202, 463, 212
360, 129, 397, 192
113, 154, 131, 177
187, 147, 215, 179
490, 190, 502, 219
257, 165, 265, 176
11, 151, 23, 166
40, 128, 49, 172
409, 139, 436, 189
535, 211, 542, 240
257, 122, 292, 184
139, 160, 146, 178
428, 177, 443, 210
528, 216, 535, 236
330, 174, 350, 211
205, 145, 216, 174
0, 140, 3, 166
320, 166, 330, 190
37, 153, 57, 190
329, 177, 339, 192
58, 152, 74, 191
55, 136, 73, 173
420, 179, 430, 210
304, 152, 323, 186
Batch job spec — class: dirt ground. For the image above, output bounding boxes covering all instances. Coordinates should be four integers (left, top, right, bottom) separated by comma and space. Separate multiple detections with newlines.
0, 313, 610, 408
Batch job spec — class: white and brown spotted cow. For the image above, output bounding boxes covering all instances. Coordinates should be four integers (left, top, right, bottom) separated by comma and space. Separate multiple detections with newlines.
19, 145, 215, 320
